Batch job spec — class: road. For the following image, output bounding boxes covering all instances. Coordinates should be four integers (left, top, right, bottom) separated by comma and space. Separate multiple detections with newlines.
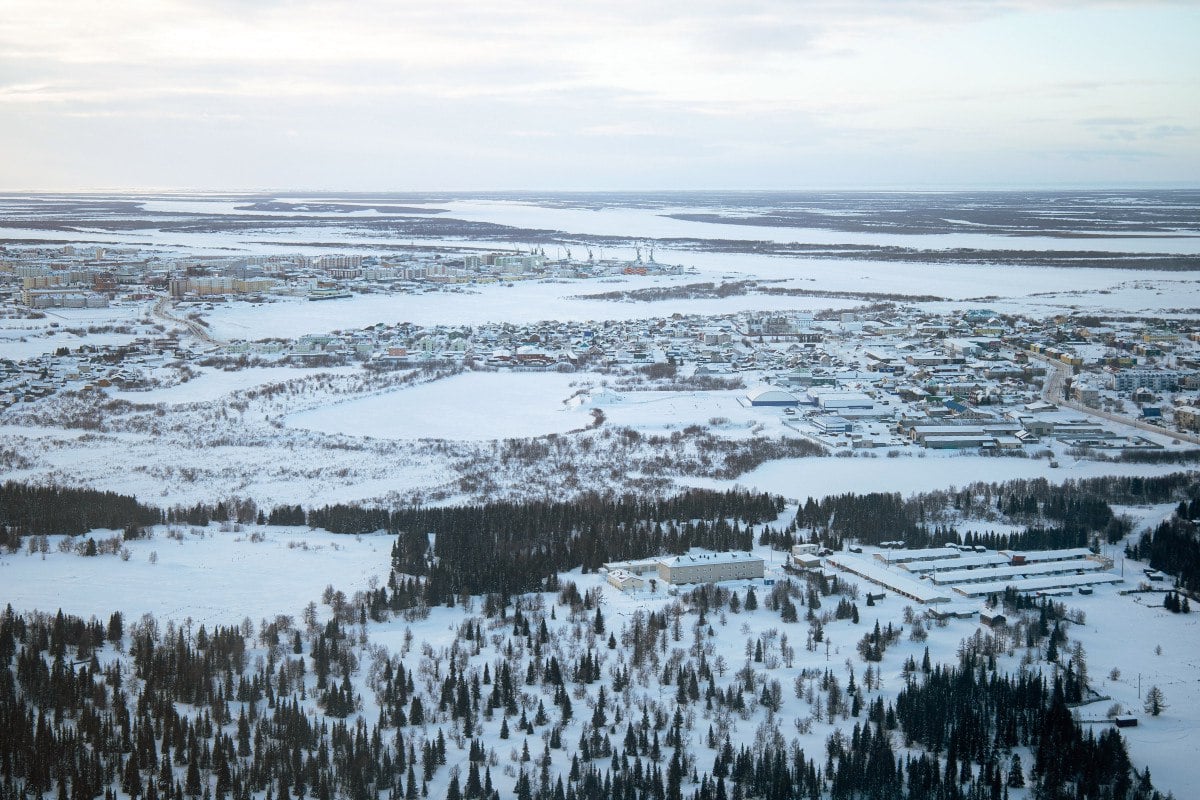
1033, 354, 1200, 447
152, 296, 224, 346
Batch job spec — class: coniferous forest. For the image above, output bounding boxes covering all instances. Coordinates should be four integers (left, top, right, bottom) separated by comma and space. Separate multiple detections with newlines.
0, 580, 1174, 800
2, 475, 1198, 799
1126, 499, 1200, 592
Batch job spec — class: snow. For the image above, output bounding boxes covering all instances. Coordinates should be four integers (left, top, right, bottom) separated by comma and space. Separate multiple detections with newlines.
434, 199, 1200, 255
112, 365, 361, 405
591, 388, 758, 433
4, 193, 1200, 799
0, 331, 137, 361
2, 520, 1198, 797
690, 454, 1199, 501
1062, 577, 1200, 796
1, 525, 391, 627
0, 305, 148, 360
202, 284, 856, 340
286, 371, 601, 441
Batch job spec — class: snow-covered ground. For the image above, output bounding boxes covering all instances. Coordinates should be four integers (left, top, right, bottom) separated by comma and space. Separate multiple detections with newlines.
431, 198, 1200, 255
5, 194, 1199, 799
0, 304, 151, 360
203, 282, 859, 340
694, 455, 1199, 502
287, 371, 603, 440
1064, 584, 1200, 795
4, 520, 1197, 797
2, 524, 391, 627
112, 365, 362, 405
587, 388, 760, 434
196, 256, 1200, 342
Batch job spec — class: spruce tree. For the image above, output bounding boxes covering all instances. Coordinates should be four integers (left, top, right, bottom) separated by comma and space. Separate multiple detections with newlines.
1144, 686, 1166, 716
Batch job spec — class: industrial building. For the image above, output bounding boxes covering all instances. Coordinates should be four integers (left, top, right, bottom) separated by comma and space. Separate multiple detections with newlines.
789, 543, 822, 569
899, 553, 1010, 574
873, 546, 963, 564
746, 387, 800, 406
950, 573, 1121, 598
826, 553, 954, 604
656, 552, 765, 585
928, 559, 1105, 586
829, 546, 1120, 604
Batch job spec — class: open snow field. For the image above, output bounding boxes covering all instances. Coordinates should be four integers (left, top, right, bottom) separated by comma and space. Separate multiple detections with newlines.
286, 371, 602, 440
684, 455, 1196, 502
0, 304, 150, 360
1062, 586, 1200, 796
0, 330, 139, 361
198, 261, 1200, 345
584, 387, 763, 434
432, 198, 1200, 255
200, 257, 1200, 343
4, 193, 1199, 799
1, 525, 391, 627
203, 282, 858, 340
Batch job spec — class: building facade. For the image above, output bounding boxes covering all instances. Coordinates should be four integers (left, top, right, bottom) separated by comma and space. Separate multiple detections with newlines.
656, 552, 764, 585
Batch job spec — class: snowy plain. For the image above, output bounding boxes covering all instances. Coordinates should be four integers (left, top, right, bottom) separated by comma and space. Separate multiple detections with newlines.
287, 371, 603, 441
698, 456, 1199, 504
3, 525, 391, 627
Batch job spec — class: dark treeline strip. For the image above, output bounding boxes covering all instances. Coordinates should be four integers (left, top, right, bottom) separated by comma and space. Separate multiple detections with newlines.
786, 473, 1197, 552
9, 472, 1200, 604
0, 481, 162, 541
369, 490, 782, 601
1112, 450, 1200, 465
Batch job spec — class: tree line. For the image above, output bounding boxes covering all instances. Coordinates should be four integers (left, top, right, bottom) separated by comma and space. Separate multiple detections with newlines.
781, 473, 1198, 552
1126, 501, 1200, 592
0, 481, 162, 546
378, 490, 781, 601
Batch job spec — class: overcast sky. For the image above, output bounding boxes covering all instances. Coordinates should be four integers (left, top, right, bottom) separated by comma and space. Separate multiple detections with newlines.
1, 0, 1197, 191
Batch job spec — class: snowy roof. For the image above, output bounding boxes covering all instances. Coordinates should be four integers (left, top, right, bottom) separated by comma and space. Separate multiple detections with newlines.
877, 547, 963, 563
900, 553, 1010, 573
826, 553, 954, 604
746, 386, 799, 402
930, 559, 1104, 585
951, 573, 1122, 598
1000, 548, 1096, 563
657, 551, 763, 568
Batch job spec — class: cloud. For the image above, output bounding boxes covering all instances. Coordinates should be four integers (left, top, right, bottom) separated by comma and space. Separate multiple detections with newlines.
1078, 116, 1198, 144
0, 0, 1196, 189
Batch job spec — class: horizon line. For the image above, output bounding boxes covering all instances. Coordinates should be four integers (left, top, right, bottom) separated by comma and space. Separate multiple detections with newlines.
2, 183, 1199, 196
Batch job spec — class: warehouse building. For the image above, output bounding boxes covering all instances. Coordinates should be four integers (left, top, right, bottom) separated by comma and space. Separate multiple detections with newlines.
826, 553, 953, 604
746, 387, 800, 406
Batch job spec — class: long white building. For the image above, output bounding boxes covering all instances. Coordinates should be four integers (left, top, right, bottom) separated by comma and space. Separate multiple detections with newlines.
656, 552, 764, 585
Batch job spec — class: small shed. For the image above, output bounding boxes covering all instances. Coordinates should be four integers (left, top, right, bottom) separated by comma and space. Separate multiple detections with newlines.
979, 612, 1007, 628
791, 554, 822, 570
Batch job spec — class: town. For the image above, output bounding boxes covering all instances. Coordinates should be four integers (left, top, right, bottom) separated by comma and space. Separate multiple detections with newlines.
3, 242, 1198, 461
